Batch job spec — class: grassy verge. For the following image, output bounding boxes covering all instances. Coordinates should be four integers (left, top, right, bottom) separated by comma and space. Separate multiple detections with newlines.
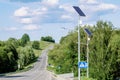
74, 77, 96, 80
47, 65, 56, 72
81, 76, 97, 80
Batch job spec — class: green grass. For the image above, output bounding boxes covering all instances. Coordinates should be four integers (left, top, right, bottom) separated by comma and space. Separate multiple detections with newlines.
74, 76, 97, 80
81, 76, 97, 80
40, 41, 54, 49
34, 49, 41, 57
47, 65, 56, 72
34, 41, 54, 57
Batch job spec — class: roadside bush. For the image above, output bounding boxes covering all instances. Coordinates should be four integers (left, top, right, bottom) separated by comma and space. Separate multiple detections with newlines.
17, 46, 35, 69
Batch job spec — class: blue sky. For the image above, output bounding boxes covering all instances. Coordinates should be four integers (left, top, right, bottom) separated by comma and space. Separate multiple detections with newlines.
0, 0, 120, 43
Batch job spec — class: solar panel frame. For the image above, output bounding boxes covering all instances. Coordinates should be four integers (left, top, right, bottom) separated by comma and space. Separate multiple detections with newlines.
84, 28, 92, 37
73, 6, 86, 17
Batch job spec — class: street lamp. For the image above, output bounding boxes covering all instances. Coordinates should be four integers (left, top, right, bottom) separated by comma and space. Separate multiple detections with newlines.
84, 28, 92, 78
73, 6, 86, 80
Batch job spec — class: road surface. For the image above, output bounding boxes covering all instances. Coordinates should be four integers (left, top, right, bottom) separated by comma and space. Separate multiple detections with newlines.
0, 45, 56, 80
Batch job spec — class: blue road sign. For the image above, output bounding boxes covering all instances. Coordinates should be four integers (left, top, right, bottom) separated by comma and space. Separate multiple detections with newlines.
78, 62, 88, 68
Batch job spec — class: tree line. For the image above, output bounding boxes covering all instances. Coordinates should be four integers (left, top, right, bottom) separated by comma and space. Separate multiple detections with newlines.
41, 36, 55, 43
48, 21, 120, 80
0, 33, 55, 73
0, 33, 39, 73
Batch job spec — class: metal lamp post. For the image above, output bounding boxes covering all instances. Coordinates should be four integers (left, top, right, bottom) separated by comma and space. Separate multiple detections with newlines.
84, 28, 92, 78
87, 37, 90, 78
73, 6, 86, 80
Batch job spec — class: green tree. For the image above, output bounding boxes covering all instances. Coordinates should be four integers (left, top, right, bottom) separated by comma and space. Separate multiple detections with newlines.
107, 32, 120, 79
21, 33, 30, 46
32, 41, 40, 49
41, 36, 55, 43
89, 21, 118, 80
7, 37, 19, 48
17, 46, 35, 69
0, 47, 9, 73
49, 31, 78, 75
0, 42, 18, 73
48, 21, 120, 80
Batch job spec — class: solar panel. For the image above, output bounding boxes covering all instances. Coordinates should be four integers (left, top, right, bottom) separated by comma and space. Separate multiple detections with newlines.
73, 6, 86, 17
84, 28, 92, 37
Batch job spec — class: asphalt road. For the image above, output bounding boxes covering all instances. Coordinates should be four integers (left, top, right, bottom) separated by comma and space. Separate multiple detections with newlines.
0, 45, 55, 80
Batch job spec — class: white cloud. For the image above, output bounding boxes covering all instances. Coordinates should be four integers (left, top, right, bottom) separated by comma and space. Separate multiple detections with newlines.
14, 6, 48, 17
41, 7, 48, 11
47, 0, 58, 5
78, 1, 118, 22
13, 0, 119, 24
20, 18, 33, 24
87, 0, 98, 4
59, 4, 75, 21
42, 0, 59, 6
14, 6, 48, 24
79, 0, 98, 4
23, 24, 40, 30
32, 7, 48, 15
97, 3, 118, 11
59, 4, 74, 13
14, 7, 30, 17
80, 1, 118, 12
